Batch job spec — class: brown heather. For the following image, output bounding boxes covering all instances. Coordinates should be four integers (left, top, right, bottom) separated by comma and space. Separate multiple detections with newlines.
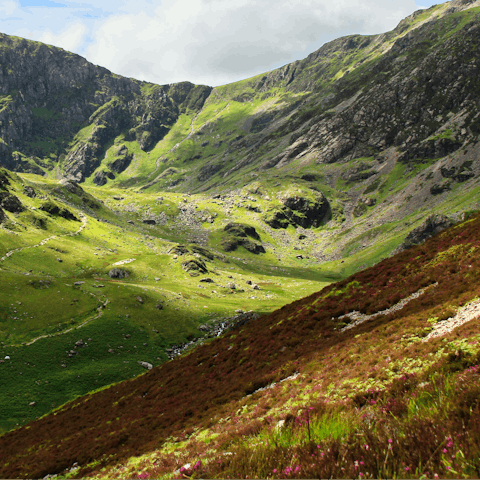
1, 214, 480, 478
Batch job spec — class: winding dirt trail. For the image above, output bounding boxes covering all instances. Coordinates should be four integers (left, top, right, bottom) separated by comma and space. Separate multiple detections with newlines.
0, 213, 87, 263
24, 298, 110, 346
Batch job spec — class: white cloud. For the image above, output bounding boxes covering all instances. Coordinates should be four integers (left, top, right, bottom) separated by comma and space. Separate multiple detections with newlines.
0, 0, 431, 87
86, 0, 422, 86
38, 22, 88, 52
0, 0, 20, 16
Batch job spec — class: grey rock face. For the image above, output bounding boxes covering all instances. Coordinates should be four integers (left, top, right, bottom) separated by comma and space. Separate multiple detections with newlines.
0, 193, 24, 213
396, 214, 456, 252
0, 34, 212, 180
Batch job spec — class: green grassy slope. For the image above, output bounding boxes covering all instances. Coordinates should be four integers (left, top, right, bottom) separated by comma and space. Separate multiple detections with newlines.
1, 209, 480, 479
0, 168, 337, 433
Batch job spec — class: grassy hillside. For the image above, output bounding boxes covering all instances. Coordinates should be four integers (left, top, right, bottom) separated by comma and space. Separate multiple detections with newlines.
0, 168, 338, 433
1, 208, 480, 478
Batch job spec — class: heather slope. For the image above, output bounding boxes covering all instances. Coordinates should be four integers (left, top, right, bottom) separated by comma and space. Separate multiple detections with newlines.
1, 211, 480, 478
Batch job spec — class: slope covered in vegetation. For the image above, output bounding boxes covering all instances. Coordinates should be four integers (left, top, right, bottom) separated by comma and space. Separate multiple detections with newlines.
1, 211, 480, 478
0, 166, 334, 434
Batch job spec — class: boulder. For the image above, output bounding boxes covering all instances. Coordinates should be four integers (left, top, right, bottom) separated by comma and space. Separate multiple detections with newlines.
138, 361, 153, 370
108, 268, 129, 279
23, 186, 36, 198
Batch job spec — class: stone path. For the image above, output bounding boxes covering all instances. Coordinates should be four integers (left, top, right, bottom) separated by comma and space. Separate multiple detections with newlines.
424, 298, 480, 342
340, 283, 438, 332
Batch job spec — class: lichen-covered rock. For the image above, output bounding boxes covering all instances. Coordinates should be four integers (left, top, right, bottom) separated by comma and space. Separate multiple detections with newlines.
181, 257, 208, 274
265, 191, 330, 229
224, 223, 260, 240
222, 223, 265, 254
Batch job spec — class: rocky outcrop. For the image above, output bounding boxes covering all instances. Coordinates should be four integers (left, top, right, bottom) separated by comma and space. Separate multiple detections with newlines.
181, 257, 208, 275
265, 192, 330, 229
0, 193, 24, 213
396, 214, 456, 252
222, 223, 266, 254
0, 169, 11, 190
93, 170, 115, 187
108, 268, 129, 279
39, 201, 78, 221
224, 223, 260, 240
0, 34, 212, 180
166, 310, 261, 359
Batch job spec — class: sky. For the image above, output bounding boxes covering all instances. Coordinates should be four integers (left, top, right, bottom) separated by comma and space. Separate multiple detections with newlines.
0, 0, 444, 87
